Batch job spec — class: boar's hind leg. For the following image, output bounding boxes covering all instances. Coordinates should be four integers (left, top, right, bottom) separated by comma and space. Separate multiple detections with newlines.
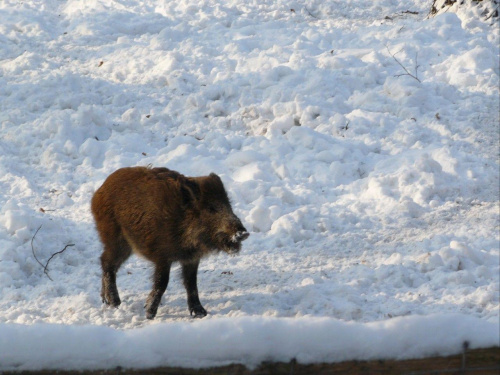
100, 234, 132, 308
145, 262, 172, 320
182, 260, 207, 318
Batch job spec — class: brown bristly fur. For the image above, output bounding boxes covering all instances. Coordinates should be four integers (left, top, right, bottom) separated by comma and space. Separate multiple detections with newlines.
91, 166, 249, 319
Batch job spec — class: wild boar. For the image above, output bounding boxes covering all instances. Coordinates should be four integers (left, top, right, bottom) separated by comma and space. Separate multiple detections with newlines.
91, 166, 249, 319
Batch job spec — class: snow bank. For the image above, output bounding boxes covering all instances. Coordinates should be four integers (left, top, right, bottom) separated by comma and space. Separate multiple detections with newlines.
1, 314, 498, 371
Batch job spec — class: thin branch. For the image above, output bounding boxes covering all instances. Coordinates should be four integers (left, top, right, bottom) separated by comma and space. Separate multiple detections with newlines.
44, 243, 75, 278
427, 1, 453, 19
31, 225, 75, 281
386, 45, 421, 83
426, 0, 437, 19
415, 51, 420, 78
31, 225, 45, 270
485, 4, 499, 21
304, 7, 319, 20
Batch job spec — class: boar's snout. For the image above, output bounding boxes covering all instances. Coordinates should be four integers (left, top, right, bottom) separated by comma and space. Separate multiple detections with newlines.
219, 216, 249, 254
232, 228, 250, 243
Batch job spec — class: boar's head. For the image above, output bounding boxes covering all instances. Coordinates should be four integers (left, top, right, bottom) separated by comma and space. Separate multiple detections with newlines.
183, 173, 249, 254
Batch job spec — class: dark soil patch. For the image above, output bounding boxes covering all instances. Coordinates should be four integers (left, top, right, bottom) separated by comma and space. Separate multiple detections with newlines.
2, 347, 499, 375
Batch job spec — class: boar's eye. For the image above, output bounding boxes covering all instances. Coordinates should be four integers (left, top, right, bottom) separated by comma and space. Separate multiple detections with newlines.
208, 204, 218, 213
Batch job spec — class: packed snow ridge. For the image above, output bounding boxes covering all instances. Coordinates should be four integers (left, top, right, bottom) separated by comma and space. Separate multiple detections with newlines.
0, 0, 498, 371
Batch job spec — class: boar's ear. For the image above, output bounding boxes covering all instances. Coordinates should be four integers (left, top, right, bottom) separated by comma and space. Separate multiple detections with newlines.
180, 178, 200, 206
209, 173, 223, 184
208, 173, 229, 195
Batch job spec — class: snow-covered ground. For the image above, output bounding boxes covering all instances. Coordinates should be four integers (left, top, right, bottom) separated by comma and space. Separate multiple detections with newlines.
0, 0, 499, 371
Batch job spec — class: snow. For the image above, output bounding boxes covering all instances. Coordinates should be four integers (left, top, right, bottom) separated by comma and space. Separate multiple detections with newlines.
1, 315, 499, 371
0, 0, 499, 371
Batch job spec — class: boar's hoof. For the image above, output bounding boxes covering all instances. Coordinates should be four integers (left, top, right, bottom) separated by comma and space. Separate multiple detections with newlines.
190, 305, 207, 318
145, 301, 160, 320
102, 293, 121, 308
145, 304, 159, 320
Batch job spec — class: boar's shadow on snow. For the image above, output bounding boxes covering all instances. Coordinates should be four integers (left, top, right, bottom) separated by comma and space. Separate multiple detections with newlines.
91, 166, 249, 319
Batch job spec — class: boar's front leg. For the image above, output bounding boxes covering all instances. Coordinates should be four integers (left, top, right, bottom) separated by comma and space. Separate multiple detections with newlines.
145, 262, 172, 320
182, 259, 207, 318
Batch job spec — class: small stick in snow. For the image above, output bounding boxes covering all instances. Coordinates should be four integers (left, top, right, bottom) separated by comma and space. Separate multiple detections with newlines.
485, 5, 500, 21
386, 45, 421, 83
304, 7, 319, 20
44, 243, 75, 279
31, 224, 75, 281
401, 10, 419, 15
31, 225, 45, 271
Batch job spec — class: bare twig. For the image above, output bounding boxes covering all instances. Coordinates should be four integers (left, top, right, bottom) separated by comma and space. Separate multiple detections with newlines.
426, 0, 437, 19
31, 225, 45, 270
44, 243, 75, 278
31, 225, 75, 281
304, 7, 319, 19
415, 52, 420, 78
427, 0, 453, 19
485, 4, 500, 20
386, 45, 421, 83
401, 10, 419, 15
